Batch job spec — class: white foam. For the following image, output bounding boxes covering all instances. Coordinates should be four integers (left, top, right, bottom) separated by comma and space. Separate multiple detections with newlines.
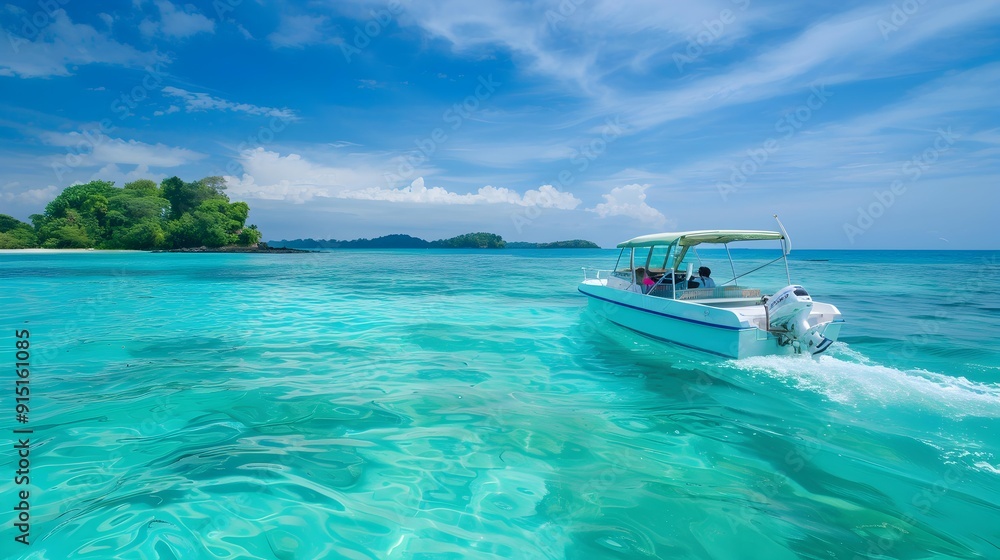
973, 461, 1000, 475
727, 353, 1000, 418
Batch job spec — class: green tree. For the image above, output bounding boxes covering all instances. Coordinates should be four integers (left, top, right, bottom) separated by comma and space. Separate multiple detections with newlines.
198, 176, 227, 195
23, 177, 259, 250
37, 209, 93, 248
123, 179, 160, 197
162, 176, 230, 220
237, 224, 262, 246
114, 219, 166, 249
164, 214, 200, 248
161, 176, 192, 220
433, 232, 506, 248
0, 214, 38, 248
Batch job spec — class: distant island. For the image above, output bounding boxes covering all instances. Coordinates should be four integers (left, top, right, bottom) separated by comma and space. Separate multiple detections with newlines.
271, 233, 600, 249
1, 183, 600, 252
0, 176, 261, 250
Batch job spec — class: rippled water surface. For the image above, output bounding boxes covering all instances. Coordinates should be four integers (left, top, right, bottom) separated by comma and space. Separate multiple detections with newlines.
1, 249, 999, 559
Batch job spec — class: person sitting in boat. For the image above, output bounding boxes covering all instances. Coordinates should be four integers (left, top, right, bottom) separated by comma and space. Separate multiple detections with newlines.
635, 267, 657, 291
689, 267, 716, 289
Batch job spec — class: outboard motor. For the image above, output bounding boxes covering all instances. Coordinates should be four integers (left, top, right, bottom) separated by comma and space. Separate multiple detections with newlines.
766, 285, 833, 354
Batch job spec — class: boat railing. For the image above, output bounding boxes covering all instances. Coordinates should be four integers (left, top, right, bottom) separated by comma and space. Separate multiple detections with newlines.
677, 286, 761, 300
644, 284, 761, 300
581, 267, 615, 280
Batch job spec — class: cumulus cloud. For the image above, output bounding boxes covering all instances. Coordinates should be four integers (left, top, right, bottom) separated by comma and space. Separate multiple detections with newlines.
140, 0, 215, 38
338, 178, 581, 208
90, 163, 166, 185
162, 87, 298, 120
1, 185, 59, 205
222, 149, 582, 209
588, 184, 667, 225
222, 148, 385, 203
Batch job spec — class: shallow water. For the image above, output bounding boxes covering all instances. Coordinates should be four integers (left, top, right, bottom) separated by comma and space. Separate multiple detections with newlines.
1, 249, 998, 559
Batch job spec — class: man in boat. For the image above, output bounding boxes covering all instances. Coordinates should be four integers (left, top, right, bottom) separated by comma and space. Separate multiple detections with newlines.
689, 267, 716, 289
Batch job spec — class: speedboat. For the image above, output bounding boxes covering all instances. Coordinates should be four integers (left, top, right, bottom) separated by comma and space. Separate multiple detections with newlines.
578, 220, 844, 358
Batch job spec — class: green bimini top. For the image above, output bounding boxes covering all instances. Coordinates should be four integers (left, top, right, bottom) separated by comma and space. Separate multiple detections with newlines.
616, 230, 785, 248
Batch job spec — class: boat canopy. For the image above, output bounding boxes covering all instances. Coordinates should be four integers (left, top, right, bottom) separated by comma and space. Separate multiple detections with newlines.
617, 230, 784, 248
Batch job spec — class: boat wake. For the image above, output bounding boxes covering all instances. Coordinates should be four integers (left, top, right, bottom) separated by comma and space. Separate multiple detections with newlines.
725, 343, 1000, 418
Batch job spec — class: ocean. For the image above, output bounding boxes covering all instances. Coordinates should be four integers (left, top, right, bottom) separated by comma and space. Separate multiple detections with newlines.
1, 249, 998, 559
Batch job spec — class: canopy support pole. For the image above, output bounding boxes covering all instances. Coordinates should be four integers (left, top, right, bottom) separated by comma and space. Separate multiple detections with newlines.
773, 214, 793, 285
724, 243, 737, 285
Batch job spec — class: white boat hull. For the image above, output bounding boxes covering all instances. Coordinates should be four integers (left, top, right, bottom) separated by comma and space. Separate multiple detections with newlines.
578, 281, 843, 359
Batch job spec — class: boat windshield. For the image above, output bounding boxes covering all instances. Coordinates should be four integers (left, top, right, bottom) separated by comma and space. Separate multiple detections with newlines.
676, 253, 696, 275
601, 228, 794, 302
647, 246, 670, 273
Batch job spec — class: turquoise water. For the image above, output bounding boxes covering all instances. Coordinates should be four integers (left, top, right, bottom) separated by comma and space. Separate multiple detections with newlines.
1, 249, 998, 559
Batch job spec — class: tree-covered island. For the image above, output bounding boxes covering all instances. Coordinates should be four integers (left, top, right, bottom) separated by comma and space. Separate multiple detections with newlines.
0, 176, 261, 250
1, 179, 601, 251
272, 234, 600, 249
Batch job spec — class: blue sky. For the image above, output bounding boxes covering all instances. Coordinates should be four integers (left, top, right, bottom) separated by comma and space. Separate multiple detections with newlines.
1, 0, 998, 248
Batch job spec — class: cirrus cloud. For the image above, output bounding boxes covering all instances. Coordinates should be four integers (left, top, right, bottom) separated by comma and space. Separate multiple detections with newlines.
40, 131, 206, 167
162, 87, 299, 120
0, 9, 165, 78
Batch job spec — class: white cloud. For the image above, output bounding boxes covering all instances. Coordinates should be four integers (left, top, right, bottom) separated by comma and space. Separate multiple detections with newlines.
339, 0, 998, 143
0, 9, 164, 78
153, 105, 181, 117
222, 148, 385, 203
588, 184, 667, 225
140, 0, 215, 38
1, 185, 59, 205
90, 164, 167, 185
235, 23, 253, 40
614, 0, 1000, 134
222, 149, 582, 209
162, 87, 299, 120
41, 132, 206, 167
335, 0, 773, 93
664, 62, 1000, 195
338, 178, 581, 208
267, 14, 334, 48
